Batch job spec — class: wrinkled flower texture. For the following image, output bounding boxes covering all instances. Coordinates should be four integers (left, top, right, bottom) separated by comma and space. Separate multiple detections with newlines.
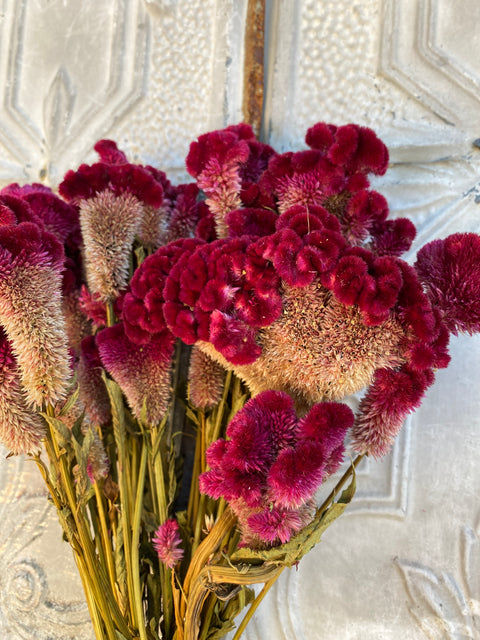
1, 121, 480, 545
115, 122, 480, 457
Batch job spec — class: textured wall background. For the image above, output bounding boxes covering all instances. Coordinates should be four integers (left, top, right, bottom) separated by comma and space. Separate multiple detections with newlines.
0, 1, 479, 638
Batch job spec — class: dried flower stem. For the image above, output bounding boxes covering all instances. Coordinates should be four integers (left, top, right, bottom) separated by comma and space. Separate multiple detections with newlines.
116, 435, 137, 629
131, 442, 148, 640
94, 480, 117, 594
317, 452, 366, 515
44, 406, 129, 640
231, 568, 285, 640
149, 422, 173, 635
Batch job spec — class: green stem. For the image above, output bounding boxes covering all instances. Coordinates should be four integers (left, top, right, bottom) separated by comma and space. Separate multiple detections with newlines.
149, 425, 172, 637
131, 442, 148, 640
117, 434, 138, 629
231, 569, 285, 640
106, 300, 116, 327
44, 407, 124, 640
317, 453, 365, 515
94, 480, 117, 594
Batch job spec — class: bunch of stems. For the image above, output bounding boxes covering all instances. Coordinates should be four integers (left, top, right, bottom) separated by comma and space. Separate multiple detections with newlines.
32, 347, 361, 640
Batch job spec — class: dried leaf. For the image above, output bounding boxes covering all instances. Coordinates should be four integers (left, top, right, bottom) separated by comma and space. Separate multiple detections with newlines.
104, 376, 127, 456
231, 471, 356, 567
185, 406, 201, 428
41, 413, 72, 450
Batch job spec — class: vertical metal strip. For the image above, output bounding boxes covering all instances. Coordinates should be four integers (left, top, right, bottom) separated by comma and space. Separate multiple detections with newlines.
243, 0, 266, 137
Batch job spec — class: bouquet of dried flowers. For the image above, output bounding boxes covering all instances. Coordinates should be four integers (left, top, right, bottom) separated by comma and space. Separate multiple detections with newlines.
1, 121, 480, 640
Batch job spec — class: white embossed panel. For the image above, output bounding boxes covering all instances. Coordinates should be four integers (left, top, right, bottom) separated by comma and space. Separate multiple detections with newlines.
1, 1, 480, 638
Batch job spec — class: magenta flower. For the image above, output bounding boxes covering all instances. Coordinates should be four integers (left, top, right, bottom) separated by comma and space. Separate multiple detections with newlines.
415, 233, 480, 335
200, 391, 353, 547
96, 322, 175, 425
186, 124, 276, 238
77, 190, 144, 301
99, 122, 480, 461
152, 519, 184, 569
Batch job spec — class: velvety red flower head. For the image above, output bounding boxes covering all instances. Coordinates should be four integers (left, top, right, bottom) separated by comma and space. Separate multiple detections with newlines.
2, 184, 80, 248
200, 391, 353, 547
59, 147, 164, 208
414, 233, 480, 335
305, 123, 389, 177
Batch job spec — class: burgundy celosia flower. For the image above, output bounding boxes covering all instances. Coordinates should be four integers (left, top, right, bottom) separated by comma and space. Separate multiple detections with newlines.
96, 322, 175, 425
186, 129, 250, 238
350, 366, 435, 458
0, 329, 46, 454
59, 153, 164, 208
1, 184, 81, 249
112, 121, 480, 460
0, 222, 70, 406
415, 233, 480, 335
152, 519, 184, 569
200, 391, 353, 547
186, 124, 276, 238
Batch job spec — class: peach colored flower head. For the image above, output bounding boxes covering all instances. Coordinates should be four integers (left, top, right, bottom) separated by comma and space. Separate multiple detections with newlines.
0, 329, 46, 454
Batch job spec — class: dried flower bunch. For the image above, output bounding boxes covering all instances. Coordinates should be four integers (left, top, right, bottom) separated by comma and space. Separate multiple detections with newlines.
0, 122, 479, 640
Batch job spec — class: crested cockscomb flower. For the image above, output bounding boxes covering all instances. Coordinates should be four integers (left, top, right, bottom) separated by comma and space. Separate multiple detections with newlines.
0, 222, 71, 406
0, 329, 46, 454
78, 190, 144, 301
188, 345, 226, 409
96, 322, 175, 425
152, 519, 184, 569
200, 391, 353, 547
96, 121, 480, 461
196, 280, 407, 412
1, 184, 81, 249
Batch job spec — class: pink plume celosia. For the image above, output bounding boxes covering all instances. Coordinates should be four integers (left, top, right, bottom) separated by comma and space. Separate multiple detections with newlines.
186, 128, 252, 237
0, 329, 46, 454
0, 223, 70, 406
77, 336, 111, 426
350, 366, 434, 458
84, 425, 110, 483
152, 519, 184, 569
96, 322, 175, 425
188, 345, 226, 409
79, 190, 143, 301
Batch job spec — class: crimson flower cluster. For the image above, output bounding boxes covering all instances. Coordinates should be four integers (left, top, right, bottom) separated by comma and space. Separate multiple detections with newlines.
200, 391, 354, 547
116, 121, 480, 458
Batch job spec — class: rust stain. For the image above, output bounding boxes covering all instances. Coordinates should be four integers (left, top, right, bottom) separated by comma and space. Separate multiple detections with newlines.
243, 0, 265, 137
